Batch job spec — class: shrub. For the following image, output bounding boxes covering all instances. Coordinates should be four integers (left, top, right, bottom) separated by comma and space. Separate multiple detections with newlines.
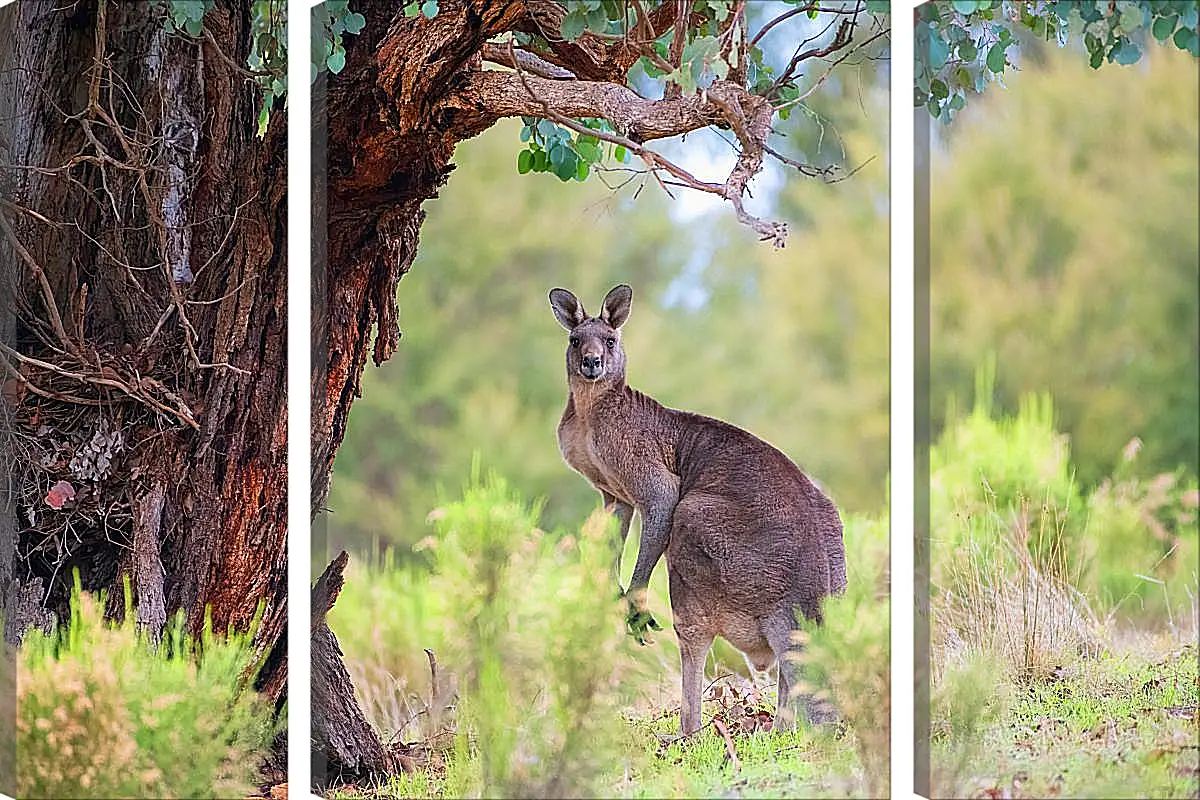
932, 361, 1086, 581
1085, 458, 1199, 626
424, 469, 638, 798
933, 363, 1199, 671
17, 578, 274, 799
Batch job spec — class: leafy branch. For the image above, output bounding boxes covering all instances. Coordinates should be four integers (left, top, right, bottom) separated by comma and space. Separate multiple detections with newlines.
916, 0, 1200, 123
417, 0, 893, 245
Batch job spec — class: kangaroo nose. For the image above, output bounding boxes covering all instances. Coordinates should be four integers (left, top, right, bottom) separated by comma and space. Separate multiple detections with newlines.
583, 355, 601, 370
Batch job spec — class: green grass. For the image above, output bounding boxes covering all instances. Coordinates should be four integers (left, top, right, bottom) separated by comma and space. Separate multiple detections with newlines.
930, 372, 1199, 799
933, 643, 1199, 799
332, 706, 868, 800
618, 710, 863, 799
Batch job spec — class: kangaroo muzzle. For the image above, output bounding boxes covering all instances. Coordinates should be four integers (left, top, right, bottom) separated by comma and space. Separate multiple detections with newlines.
580, 354, 603, 379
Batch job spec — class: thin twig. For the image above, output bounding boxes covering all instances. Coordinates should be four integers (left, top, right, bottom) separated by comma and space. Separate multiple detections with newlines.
0, 211, 79, 356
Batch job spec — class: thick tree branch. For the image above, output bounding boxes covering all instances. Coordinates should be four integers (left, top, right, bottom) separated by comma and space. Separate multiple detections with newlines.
441, 69, 723, 144
463, 66, 786, 246
481, 42, 576, 80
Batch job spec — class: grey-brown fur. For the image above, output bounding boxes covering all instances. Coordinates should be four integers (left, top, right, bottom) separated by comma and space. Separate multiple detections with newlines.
548, 284, 847, 735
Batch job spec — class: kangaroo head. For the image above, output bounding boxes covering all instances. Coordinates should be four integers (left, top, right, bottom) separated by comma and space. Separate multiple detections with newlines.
548, 284, 632, 383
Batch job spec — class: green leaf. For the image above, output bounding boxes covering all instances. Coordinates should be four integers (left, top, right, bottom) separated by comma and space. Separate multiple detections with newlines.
865, 0, 890, 13
1173, 25, 1197, 52
574, 139, 600, 163
575, 159, 589, 181
420, 0, 439, 18
184, 17, 203, 37
517, 149, 533, 174
1118, 4, 1145, 33
585, 6, 607, 32
257, 101, 271, 138
958, 39, 977, 61
711, 55, 729, 81
326, 47, 346, 74
613, 144, 628, 163
344, 12, 366, 34
1111, 39, 1141, 65
931, 79, 949, 100
929, 31, 950, 69
180, 2, 206, 21
1152, 15, 1177, 41
553, 154, 577, 181
985, 42, 1007, 73
951, 0, 978, 15
561, 10, 586, 42
403, 2, 421, 16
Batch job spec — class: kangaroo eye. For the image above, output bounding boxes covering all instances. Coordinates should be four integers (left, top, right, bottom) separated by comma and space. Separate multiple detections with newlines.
605, 337, 616, 349
570, 336, 580, 348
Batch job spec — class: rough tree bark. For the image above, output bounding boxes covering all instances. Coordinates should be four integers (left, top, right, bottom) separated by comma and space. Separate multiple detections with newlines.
309, 0, 887, 789
0, 0, 288, 714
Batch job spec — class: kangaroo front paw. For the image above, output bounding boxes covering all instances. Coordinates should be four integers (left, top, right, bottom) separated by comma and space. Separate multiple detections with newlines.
625, 607, 662, 644
623, 592, 662, 644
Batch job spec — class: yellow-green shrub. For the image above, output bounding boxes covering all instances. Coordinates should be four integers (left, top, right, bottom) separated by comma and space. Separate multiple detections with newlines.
17, 580, 274, 799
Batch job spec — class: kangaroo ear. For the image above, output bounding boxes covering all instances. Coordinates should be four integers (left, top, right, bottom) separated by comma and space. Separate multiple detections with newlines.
601, 284, 632, 328
549, 288, 587, 330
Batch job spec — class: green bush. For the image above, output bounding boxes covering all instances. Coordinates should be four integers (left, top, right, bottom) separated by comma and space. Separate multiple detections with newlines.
930, 653, 1010, 798
424, 469, 639, 798
932, 360, 1086, 581
1085, 462, 1199, 625
933, 363, 1198, 639
17, 578, 274, 799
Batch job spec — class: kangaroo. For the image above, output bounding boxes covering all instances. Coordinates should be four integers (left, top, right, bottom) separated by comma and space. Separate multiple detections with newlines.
549, 284, 847, 735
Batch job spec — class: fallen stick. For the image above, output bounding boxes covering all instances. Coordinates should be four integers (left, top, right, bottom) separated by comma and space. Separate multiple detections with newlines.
712, 717, 741, 773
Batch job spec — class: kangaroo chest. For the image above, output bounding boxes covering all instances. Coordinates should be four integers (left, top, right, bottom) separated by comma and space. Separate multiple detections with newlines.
557, 410, 633, 504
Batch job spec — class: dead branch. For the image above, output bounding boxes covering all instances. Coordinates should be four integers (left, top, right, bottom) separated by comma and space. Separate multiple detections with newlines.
772, 17, 857, 95
712, 717, 742, 773
458, 62, 788, 244
0, 341, 199, 429
0, 211, 78, 357
311, 549, 349, 629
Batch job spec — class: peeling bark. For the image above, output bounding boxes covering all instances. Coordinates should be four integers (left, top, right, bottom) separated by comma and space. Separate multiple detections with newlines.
132, 480, 167, 637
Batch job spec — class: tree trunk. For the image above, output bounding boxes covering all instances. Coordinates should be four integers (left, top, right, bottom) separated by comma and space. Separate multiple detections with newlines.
310, 551, 401, 789
310, 3, 523, 786
0, 0, 288, 715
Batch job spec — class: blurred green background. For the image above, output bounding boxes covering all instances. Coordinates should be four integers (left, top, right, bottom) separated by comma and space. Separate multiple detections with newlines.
930, 40, 1199, 491
324, 62, 891, 561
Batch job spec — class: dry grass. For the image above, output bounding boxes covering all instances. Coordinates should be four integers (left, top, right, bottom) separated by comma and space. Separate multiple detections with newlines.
936, 500, 1105, 685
